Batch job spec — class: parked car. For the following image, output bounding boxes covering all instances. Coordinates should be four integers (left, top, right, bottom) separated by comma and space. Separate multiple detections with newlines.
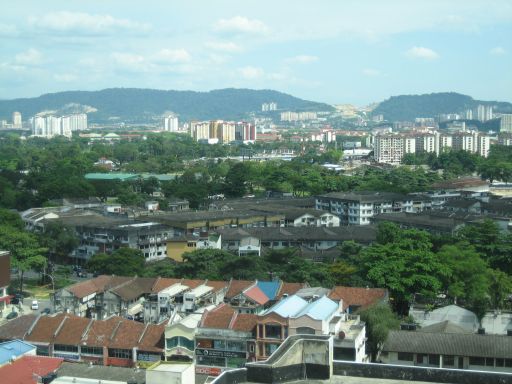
31, 300, 39, 310
10, 297, 19, 305
41, 308, 51, 315
6, 311, 18, 320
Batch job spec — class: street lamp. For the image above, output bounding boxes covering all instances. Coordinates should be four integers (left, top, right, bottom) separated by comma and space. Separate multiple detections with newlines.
41, 272, 55, 313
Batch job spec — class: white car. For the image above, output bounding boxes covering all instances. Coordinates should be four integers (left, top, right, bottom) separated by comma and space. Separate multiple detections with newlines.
31, 300, 39, 310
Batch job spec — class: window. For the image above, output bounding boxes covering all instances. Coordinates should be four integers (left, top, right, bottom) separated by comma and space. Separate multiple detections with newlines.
296, 327, 315, 335
443, 355, 455, 367
506, 359, 512, 368
108, 348, 132, 359
196, 355, 225, 367
54, 344, 78, 353
485, 357, 494, 367
81, 346, 103, 355
428, 354, 440, 366
226, 341, 245, 352
213, 339, 225, 349
166, 336, 194, 351
265, 324, 282, 339
469, 356, 485, 366
397, 352, 413, 361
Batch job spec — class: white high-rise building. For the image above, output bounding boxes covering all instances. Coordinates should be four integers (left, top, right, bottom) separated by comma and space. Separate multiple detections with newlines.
12, 112, 22, 128
374, 134, 415, 165
31, 113, 86, 138
163, 115, 179, 132
500, 114, 512, 133
61, 113, 87, 133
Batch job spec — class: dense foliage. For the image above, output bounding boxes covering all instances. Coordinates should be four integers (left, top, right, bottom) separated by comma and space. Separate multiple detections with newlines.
0, 88, 334, 123
373, 92, 512, 122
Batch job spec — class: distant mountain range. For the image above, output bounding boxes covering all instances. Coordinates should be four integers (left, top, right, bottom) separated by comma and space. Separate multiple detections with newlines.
373, 92, 512, 122
1, 89, 511, 125
0, 88, 333, 123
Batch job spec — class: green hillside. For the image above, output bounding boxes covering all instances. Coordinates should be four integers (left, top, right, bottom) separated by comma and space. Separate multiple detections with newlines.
0, 88, 334, 123
373, 92, 512, 122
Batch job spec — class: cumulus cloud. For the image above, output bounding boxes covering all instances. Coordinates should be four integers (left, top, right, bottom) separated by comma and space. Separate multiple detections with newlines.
214, 16, 269, 35
285, 55, 319, 64
490, 46, 506, 55
15, 48, 44, 65
28, 11, 150, 35
205, 41, 242, 52
406, 46, 439, 60
238, 66, 264, 79
362, 68, 381, 77
153, 49, 191, 63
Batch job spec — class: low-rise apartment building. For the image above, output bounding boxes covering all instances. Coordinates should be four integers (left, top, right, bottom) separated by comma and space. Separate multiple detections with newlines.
316, 191, 430, 225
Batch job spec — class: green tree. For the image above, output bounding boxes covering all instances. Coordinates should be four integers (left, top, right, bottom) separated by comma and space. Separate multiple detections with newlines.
437, 242, 490, 308
0, 226, 47, 294
176, 249, 237, 280
359, 304, 400, 361
86, 248, 145, 276
360, 224, 447, 314
488, 269, 512, 310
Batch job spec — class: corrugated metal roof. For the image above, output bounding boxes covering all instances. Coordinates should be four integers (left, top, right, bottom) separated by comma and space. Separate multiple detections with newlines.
294, 296, 339, 320
257, 281, 281, 301
0, 339, 36, 364
383, 330, 512, 358
264, 295, 308, 318
244, 285, 269, 305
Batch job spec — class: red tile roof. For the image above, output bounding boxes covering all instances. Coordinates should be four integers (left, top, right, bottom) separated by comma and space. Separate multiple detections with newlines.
66, 275, 132, 299
201, 304, 235, 329
225, 280, 255, 299
25, 314, 68, 344
243, 285, 269, 305
328, 286, 388, 311
138, 322, 166, 352
0, 314, 38, 341
108, 319, 145, 349
276, 282, 307, 300
151, 277, 181, 293
181, 279, 205, 289
53, 317, 91, 345
232, 313, 258, 332
0, 355, 63, 384
205, 280, 229, 293
81, 316, 119, 348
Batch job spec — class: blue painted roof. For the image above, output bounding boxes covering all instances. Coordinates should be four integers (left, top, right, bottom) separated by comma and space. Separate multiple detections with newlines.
294, 296, 339, 320
265, 295, 308, 318
257, 281, 281, 301
0, 340, 36, 364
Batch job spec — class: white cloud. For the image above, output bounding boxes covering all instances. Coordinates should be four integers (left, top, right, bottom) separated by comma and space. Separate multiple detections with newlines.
238, 66, 264, 79
405, 46, 439, 60
28, 11, 150, 35
15, 48, 43, 65
285, 55, 319, 64
362, 68, 381, 77
205, 41, 242, 52
490, 46, 506, 55
54, 73, 77, 82
214, 16, 269, 35
111, 52, 148, 72
153, 49, 191, 63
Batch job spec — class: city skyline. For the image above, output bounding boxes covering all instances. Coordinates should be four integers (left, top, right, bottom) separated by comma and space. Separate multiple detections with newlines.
0, 0, 511, 105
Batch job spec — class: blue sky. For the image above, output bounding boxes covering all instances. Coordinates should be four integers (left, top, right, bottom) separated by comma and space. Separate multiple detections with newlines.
1, 0, 511, 105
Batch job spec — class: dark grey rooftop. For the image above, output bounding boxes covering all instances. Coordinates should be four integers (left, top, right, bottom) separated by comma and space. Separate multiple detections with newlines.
383, 330, 512, 358
216, 225, 377, 242
316, 191, 410, 203
57, 361, 145, 384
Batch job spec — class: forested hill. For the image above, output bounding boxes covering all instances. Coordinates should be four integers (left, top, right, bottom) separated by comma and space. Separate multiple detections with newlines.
373, 92, 512, 122
0, 88, 333, 123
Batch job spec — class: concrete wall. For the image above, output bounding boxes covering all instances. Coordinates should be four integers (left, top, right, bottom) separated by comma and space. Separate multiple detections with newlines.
333, 360, 512, 384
